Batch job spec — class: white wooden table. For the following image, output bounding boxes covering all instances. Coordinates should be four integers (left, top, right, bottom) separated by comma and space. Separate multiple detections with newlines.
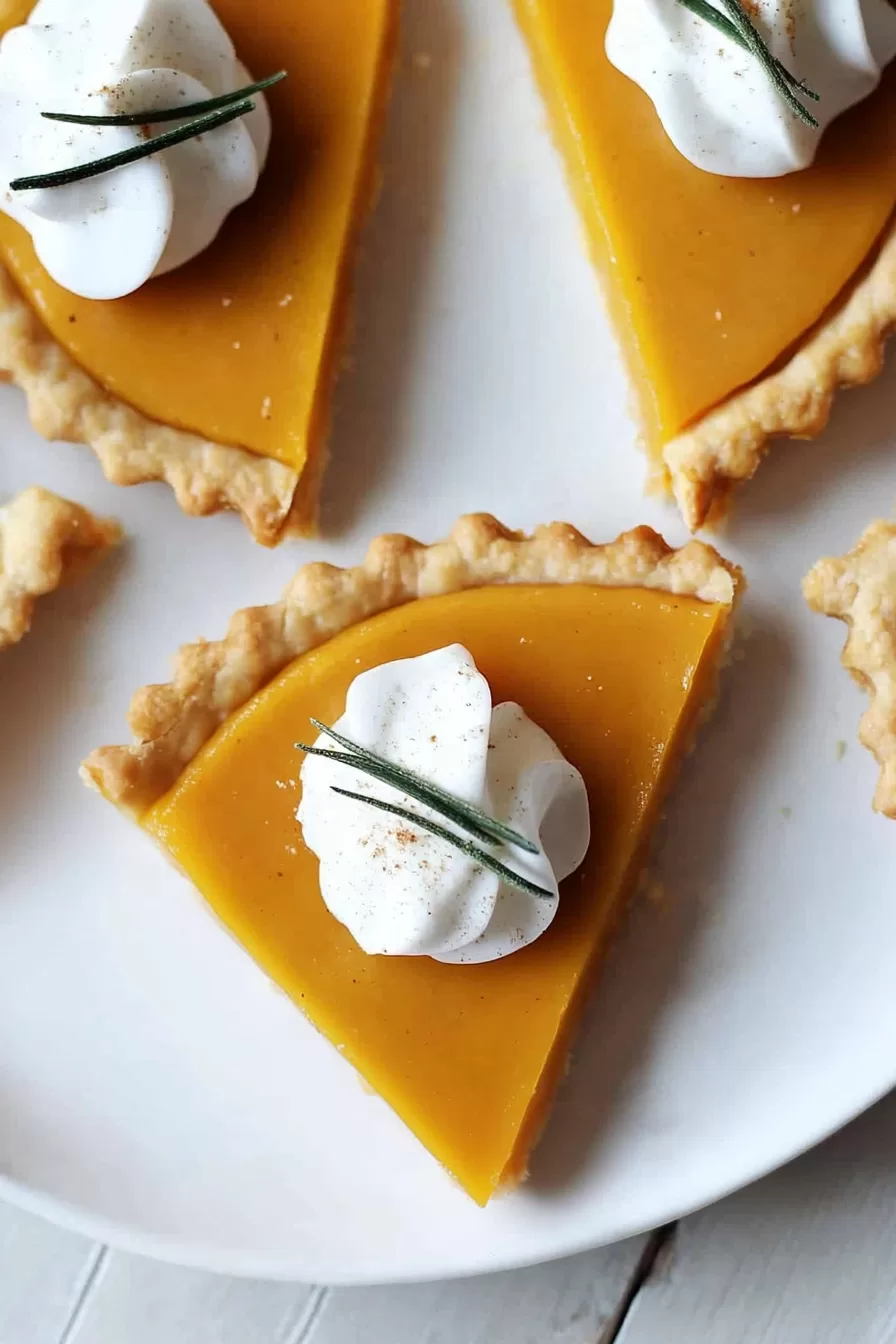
4, 1085, 896, 1344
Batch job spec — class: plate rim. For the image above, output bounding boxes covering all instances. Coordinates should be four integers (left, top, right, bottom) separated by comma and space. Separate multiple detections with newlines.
2, 1069, 892, 1284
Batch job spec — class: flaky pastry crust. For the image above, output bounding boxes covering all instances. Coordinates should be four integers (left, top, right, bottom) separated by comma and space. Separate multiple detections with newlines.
0, 268, 301, 547
82, 513, 743, 817
0, 486, 120, 649
803, 520, 896, 818
664, 214, 896, 533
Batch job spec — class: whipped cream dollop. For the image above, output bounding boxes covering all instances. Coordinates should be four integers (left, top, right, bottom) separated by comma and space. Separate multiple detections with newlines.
0, 0, 271, 299
298, 646, 591, 965
606, 0, 896, 177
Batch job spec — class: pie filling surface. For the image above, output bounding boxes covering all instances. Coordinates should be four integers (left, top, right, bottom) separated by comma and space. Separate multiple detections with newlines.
145, 583, 730, 1204
0, 0, 398, 479
512, 0, 896, 457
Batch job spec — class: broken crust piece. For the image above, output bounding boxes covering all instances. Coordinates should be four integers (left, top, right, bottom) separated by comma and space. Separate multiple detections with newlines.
803, 519, 896, 818
0, 486, 121, 649
81, 512, 742, 818
0, 269, 301, 548
664, 214, 896, 533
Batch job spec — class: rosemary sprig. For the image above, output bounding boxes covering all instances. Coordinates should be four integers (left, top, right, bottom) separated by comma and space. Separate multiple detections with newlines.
676, 0, 819, 127
678, 0, 743, 44
678, 0, 816, 94
300, 718, 539, 855
331, 787, 553, 901
10, 98, 254, 192
42, 70, 287, 127
300, 744, 539, 855
720, 0, 819, 125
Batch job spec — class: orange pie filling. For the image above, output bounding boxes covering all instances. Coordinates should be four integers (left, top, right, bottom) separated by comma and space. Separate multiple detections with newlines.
143, 583, 731, 1205
0, 0, 399, 523
512, 0, 896, 464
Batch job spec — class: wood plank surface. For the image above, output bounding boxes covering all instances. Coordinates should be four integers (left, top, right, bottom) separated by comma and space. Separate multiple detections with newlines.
0, 1214, 648, 1344
61, 1255, 318, 1344
303, 1238, 647, 1344
618, 1090, 896, 1344
0, 1200, 97, 1344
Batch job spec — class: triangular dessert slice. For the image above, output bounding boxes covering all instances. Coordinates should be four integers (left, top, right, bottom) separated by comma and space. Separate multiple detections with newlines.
511, 0, 896, 529
0, 0, 399, 543
82, 515, 743, 1203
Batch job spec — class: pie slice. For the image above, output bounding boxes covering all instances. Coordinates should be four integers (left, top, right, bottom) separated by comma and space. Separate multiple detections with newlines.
0, 0, 399, 545
512, 0, 896, 530
82, 514, 742, 1204
0, 486, 120, 649
803, 521, 896, 818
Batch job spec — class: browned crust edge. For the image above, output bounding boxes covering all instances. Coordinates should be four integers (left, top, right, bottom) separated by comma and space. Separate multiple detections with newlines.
663, 214, 896, 532
0, 268, 303, 547
0, 485, 121, 649
81, 512, 743, 818
803, 519, 896, 818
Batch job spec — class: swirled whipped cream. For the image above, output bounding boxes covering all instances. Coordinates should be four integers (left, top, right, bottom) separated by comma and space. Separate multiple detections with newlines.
606, 0, 896, 178
0, 0, 271, 299
298, 645, 591, 965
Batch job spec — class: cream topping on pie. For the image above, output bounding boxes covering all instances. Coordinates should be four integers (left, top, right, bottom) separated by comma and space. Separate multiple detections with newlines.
298, 643, 590, 964
607, 0, 896, 178
0, 0, 273, 299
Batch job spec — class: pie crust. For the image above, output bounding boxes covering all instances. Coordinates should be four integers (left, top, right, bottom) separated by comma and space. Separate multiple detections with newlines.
0, 485, 120, 649
0, 270, 301, 548
665, 215, 896, 533
81, 512, 742, 817
803, 519, 896, 818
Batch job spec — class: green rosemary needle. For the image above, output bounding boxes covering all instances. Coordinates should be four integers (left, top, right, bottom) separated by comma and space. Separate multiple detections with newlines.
720, 0, 819, 126
302, 718, 539, 856
677, 0, 743, 44
330, 787, 553, 901
300, 743, 539, 854
10, 98, 254, 192
41, 70, 287, 127
676, 0, 819, 127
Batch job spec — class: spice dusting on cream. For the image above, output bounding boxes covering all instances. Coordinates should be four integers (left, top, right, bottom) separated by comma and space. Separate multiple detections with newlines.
607, 0, 896, 177
298, 645, 591, 964
0, 0, 272, 299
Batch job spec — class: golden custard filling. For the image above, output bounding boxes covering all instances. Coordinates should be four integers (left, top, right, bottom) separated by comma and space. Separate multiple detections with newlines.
512, 0, 896, 455
0, 0, 398, 482
145, 583, 729, 1205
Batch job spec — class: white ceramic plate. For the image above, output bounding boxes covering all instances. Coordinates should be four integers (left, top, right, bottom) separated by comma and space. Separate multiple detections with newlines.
2, 0, 895, 1286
